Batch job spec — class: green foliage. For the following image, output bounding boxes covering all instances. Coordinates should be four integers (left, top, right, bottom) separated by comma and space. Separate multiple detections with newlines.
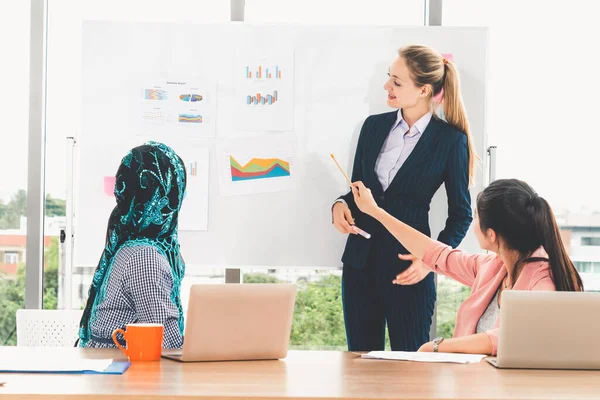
244, 272, 347, 349
243, 272, 471, 349
436, 279, 471, 338
0, 189, 27, 229
0, 268, 25, 345
45, 194, 67, 217
43, 237, 59, 310
0, 190, 66, 229
0, 189, 64, 344
289, 274, 347, 350
243, 272, 281, 284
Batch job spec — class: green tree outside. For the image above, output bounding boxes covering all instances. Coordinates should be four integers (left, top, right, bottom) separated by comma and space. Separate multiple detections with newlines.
290, 274, 347, 349
436, 278, 471, 338
243, 272, 281, 284
45, 195, 67, 218
0, 190, 27, 229
243, 272, 348, 349
0, 268, 25, 345
0, 191, 67, 229
0, 188, 63, 345
0, 237, 59, 345
244, 271, 469, 349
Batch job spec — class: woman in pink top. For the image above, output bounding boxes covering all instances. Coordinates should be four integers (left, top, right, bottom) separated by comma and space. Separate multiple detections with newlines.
351, 178, 583, 355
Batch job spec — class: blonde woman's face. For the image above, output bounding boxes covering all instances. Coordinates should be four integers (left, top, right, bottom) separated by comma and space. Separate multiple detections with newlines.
383, 57, 427, 110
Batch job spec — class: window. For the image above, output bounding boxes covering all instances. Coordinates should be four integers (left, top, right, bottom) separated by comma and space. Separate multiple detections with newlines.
444, 0, 599, 298
242, 268, 348, 350
582, 237, 600, 246
575, 262, 593, 274
436, 277, 471, 338
45, 0, 230, 311
3, 252, 19, 265
0, 0, 30, 346
444, 0, 600, 214
36, 0, 597, 350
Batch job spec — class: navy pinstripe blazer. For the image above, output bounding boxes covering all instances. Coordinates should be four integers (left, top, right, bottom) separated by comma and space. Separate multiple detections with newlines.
339, 111, 473, 270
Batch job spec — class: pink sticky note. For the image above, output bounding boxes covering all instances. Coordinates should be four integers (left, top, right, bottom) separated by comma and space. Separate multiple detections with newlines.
442, 53, 455, 63
433, 53, 455, 103
104, 176, 116, 197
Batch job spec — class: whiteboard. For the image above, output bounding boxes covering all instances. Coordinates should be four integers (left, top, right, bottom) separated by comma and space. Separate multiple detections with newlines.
76, 22, 489, 268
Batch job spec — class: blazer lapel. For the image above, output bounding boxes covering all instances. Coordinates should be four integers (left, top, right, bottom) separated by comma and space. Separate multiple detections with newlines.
385, 116, 443, 194
366, 111, 397, 194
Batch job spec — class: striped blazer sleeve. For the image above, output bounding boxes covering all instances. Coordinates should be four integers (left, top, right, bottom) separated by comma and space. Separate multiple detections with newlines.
437, 132, 472, 248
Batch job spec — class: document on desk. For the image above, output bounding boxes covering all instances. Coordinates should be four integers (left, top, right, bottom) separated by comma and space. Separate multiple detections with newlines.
361, 351, 487, 364
0, 358, 129, 374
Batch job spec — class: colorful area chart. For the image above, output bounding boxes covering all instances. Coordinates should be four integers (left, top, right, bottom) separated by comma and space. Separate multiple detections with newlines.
144, 89, 168, 100
179, 94, 203, 102
179, 114, 202, 123
230, 156, 290, 181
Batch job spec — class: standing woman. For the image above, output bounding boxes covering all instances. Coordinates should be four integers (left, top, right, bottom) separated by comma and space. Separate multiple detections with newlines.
332, 45, 476, 351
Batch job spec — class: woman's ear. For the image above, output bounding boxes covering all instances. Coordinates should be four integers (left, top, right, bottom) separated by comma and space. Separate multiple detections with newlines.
487, 228, 497, 244
420, 84, 432, 98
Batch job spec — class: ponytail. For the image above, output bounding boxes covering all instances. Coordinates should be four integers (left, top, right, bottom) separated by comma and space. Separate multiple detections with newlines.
442, 61, 477, 186
532, 196, 584, 291
398, 45, 478, 186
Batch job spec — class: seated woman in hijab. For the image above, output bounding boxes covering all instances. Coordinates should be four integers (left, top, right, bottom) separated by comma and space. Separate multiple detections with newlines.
78, 141, 186, 349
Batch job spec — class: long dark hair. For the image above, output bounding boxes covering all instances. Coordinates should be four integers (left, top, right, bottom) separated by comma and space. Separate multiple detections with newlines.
476, 179, 583, 291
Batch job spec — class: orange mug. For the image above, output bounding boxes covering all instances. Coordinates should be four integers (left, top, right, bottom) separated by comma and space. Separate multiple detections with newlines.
112, 323, 164, 361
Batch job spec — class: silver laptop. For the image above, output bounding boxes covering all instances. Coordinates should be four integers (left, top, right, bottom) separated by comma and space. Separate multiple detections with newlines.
486, 291, 600, 369
162, 283, 296, 362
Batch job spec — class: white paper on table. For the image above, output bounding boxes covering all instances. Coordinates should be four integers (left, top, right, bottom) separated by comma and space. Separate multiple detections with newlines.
0, 358, 114, 372
361, 351, 487, 364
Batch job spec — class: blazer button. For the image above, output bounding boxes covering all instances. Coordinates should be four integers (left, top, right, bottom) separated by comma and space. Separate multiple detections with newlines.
379, 196, 385, 202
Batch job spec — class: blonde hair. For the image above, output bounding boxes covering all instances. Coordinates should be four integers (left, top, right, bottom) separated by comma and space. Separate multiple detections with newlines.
398, 45, 478, 185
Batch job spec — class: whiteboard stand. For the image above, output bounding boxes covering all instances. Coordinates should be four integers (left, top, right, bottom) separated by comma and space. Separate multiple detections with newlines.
230, 0, 245, 21
64, 136, 76, 309
226, 268, 241, 284
487, 146, 497, 184
227, 0, 244, 285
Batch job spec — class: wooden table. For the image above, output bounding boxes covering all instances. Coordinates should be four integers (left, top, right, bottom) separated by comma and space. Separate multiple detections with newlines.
1, 347, 599, 399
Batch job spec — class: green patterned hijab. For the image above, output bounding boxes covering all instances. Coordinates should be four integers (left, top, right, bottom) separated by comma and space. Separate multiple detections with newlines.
78, 141, 186, 346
